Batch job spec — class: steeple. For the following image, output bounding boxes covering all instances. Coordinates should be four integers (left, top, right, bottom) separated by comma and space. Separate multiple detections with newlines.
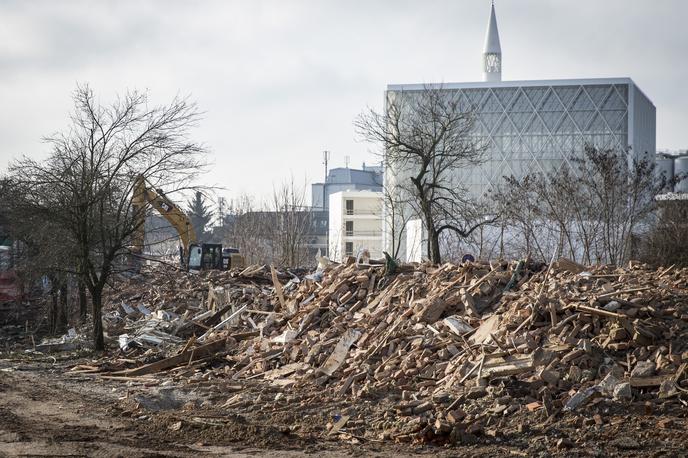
483, 1, 502, 82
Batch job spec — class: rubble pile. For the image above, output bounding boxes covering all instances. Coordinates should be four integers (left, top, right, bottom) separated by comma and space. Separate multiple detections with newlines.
102, 265, 292, 354
84, 258, 688, 444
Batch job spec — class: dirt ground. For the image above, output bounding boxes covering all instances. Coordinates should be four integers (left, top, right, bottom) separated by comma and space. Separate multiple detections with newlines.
1, 355, 688, 458
0, 356, 465, 457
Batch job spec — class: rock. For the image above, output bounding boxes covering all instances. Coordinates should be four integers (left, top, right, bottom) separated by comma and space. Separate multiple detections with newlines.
525, 401, 541, 412
538, 369, 560, 386
465, 421, 483, 435
609, 327, 628, 341
557, 438, 574, 449
446, 409, 467, 424
465, 386, 487, 399
563, 387, 598, 411
612, 382, 632, 401
658, 418, 674, 429
603, 301, 621, 312
412, 401, 433, 414
598, 372, 621, 396
631, 361, 656, 378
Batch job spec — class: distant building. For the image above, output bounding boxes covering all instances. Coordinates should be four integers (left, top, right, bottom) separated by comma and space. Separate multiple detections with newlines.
306, 210, 329, 257
328, 190, 383, 262
385, 2, 657, 261
656, 150, 688, 194
312, 164, 383, 210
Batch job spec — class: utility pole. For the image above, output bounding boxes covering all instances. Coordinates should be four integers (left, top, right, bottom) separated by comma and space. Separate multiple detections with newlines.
322, 150, 332, 257
322, 150, 330, 210
323, 150, 330, 180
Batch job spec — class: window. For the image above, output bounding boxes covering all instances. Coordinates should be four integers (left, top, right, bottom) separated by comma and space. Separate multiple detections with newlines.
345, 199, 354, 215
345, 221, 354, 236
188, 246, 202, 270
345, 242, 354, 256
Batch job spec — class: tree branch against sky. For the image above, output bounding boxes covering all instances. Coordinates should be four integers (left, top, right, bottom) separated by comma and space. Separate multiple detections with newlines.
0, 1, 684, 200
356, 86, 496, 264
6, 85, 207, 350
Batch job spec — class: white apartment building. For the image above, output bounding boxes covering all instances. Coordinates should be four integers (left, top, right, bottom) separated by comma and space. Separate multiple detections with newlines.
328, 190, 383, 262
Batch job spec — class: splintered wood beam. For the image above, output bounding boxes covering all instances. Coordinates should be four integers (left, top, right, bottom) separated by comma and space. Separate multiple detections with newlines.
112, 338, 228, 377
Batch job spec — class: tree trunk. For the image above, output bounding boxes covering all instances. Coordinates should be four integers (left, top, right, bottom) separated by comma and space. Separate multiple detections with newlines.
78, 279, 88, 321
430, 234, 441, 264
91, 287, 105, 351
49, 289, 58, 334
58, 282, 69, 332
426, 221, 441, 264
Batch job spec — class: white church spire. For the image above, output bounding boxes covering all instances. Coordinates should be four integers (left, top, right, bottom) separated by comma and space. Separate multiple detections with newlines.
483, 1, 502, 82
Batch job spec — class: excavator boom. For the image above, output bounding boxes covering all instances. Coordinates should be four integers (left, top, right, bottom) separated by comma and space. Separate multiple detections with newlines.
132, 175, 197, 268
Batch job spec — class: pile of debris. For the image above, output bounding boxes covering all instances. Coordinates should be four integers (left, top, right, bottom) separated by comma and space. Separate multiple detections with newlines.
101, 264, 294, 353
79, 257, 688, 444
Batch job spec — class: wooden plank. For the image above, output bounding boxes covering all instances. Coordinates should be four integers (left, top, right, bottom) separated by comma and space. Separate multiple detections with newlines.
328, 415, 350, 436
482, 360, 534, 378
597, 286, 652, 300
264, 362, 307, 380
320, 329, 362, 376
469, 315, 500, 345
271, 265, 289, 313
575, 304, 625, 319
198, 305, 248, 342
481, 355, 534, 378
114, 338, 227, 377
627, 375, 671, 388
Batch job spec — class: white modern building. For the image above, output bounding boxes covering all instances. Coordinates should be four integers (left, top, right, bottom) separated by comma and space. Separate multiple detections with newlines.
328, 190, 383, 262
384, 2, 657, 261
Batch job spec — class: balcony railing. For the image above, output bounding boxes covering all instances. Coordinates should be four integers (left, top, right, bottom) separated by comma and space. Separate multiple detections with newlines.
344, 230, 382, 237
345, 209, 381, 216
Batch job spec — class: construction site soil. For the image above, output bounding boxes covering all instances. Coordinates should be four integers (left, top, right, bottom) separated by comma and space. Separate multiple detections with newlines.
0, 356, 686, 457
1, 258, 687, 456
0, 356, 687, 457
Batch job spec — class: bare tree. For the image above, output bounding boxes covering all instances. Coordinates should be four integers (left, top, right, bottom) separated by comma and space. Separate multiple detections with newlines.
356, 86, 496, 263
577, 147, 661, 264
0, 176, 76, 332
7, 85, 206, 350
269, 178, 312, 268
641, 197, 688, 267
382, 183, 413, 260
495, 146, 667, 265
222, 194, 272, 265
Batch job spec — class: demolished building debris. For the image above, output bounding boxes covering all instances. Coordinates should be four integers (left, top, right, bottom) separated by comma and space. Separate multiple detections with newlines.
64, 258, 688, 445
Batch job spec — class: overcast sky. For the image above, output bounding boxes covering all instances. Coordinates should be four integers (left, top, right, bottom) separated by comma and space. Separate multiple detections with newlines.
0, 0, 686, 203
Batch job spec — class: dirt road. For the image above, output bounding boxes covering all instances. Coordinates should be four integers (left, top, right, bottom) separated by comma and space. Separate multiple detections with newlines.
0, 359, 442, 457
1, 357, 687, 457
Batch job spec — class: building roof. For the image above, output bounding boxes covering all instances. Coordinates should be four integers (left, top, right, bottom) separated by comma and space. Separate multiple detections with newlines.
388, 77, 638, 91
387, 77, 654, 106
484, 2, 501, 54
313, 167, 383, 187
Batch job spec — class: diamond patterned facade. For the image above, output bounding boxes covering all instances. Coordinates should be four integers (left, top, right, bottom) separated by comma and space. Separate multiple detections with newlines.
385, 78, 656, 198
383, 78, 656, 260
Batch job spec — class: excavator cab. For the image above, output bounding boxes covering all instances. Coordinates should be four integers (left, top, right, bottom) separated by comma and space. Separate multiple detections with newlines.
187, 243, 222, 271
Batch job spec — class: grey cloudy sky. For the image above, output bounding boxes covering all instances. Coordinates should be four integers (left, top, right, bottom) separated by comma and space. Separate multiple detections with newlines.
0, 0, 686, 202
